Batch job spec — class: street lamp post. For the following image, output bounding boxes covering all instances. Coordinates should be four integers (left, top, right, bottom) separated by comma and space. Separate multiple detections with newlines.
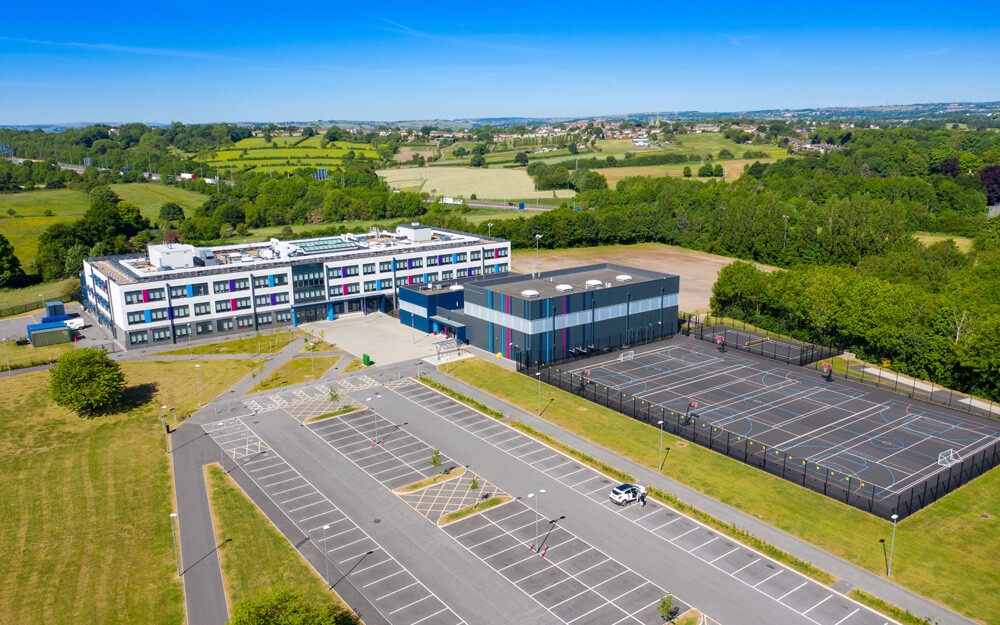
888, 513, 899, 576
536, 371, 542, 416
527, 489, 546, 551
195, 364, 202, 407
534, 234, 542, 277
322, 524, 331, 588
657, 420, 664, 471
488, 222, 493, 238
368, 393, 382, 446
159, 405, 169, 452
169, 513, 181, 576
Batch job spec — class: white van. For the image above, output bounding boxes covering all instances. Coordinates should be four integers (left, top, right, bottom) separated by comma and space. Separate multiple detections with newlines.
65, 318, 86, 330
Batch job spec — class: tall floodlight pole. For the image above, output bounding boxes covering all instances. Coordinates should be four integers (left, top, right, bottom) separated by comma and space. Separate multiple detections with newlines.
322, 524, 331, 588
657, 420, 664, 471
534, 234, 542, 277
888, 513, 899, 576
169, 513, 181, 576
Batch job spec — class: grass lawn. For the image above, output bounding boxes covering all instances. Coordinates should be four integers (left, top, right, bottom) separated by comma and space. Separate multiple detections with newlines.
0, 359, 247, 625
913, 232, 974, 253
256, 355, 341, 391
205, 465, 352, 614
1, 341, 74, 369
0, 278, 77, 311
156, 329, 302, 356
443, 358, 999, 624
377, 166, 574, 201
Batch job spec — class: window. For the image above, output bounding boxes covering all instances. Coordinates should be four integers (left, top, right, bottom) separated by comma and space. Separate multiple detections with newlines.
442, 270, 454, 280
395, 277, 408, 287
196, 322, 213, 335
292, 266, 324, 288
276, 310, 292, 322
257, 313, 272, 325
191, 283, 209, 296
213, 280, 230, 294
426, 256, 438, 267
273, 292, 289, 304
345, 283, 360, 294
152, 328, 171, 342
174, 325, 191, 339
147, 289, 165, 301
255, 295, 270, 307
294, 287, 325, 303
170, 285, 188, 298
348, 300, 362, 313
234, 297, 251, 310
497, 248, 508, 257
253, 276, 269, 288
363, 263, 376, 275
379, 261, 393, 272
471, 250, 481, 261
236, 316, 253, 329
125, 291, 142, 305
232, 278, 249, 291
364, 280, 378, 292
273, 274, 288, 286
150, 308, 169, 321
469, 267, 481, 276
194, 302, 211, 316
497, 263, 509, 272
215, 300, 232, 313
127, 311, 146, 325
426, 272, 438, 282
410, 258, 423, 269
456, 253, 467, 263
344, 265, 359, 277
440, 255, 452, 265
129, 331, 148, 345
217, 319, 233, 332
411, 274, 424, 284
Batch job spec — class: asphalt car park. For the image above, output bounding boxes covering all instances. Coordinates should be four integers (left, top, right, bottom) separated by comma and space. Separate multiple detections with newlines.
205, 416, 465, 625
387, 377, 892, 625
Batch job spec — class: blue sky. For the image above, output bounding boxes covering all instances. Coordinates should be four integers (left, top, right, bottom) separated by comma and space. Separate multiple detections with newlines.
2, 1, 998, 124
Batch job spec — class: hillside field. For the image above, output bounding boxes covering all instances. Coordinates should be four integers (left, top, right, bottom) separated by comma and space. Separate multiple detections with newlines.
377, 166, 574, 201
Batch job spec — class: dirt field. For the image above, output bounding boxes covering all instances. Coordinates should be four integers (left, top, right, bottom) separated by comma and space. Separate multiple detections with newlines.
377, 166, 574, 200
512, 243, 776, 313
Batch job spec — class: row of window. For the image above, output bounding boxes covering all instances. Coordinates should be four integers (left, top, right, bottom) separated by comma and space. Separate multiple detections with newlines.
126, 273, 291, 305
128, 311, 294, 344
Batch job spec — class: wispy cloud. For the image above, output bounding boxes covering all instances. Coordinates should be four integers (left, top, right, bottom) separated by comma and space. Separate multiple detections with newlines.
0, 36, 233, 61
722, 33, 760, 46
366, 15, 540, 54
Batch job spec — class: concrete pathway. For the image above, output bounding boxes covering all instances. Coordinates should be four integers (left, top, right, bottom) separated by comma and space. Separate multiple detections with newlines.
423, 368, 977, 625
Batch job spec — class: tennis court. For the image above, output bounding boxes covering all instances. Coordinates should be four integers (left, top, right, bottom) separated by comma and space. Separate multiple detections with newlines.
552, 340, 1000, 518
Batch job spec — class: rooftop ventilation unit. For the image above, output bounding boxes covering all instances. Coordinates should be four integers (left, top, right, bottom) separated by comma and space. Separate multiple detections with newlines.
555, 284, 573, 292
615, 274, 633, 282
585, 279, 603, 288
449, 285, 464, 291
521, 289, 540, 298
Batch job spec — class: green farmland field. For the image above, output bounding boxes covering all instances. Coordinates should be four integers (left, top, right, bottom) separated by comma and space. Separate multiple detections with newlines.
0, 184, 207, 270
201, 141, 378, 173
233, 136, 304, 148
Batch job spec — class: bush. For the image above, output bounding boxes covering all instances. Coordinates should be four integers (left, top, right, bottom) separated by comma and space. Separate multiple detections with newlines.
49, 348, 126, 416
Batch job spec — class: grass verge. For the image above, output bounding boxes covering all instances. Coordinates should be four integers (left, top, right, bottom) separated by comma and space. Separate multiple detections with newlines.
416, 375, 505, 419
303, 407, 360, 424
157, 330, 301, 355
439, 496, 511, 525
394, 467, 467, 493
342, 357, 365, 373
1, 341, 74, 370
848, 589, 935, 625
442, 358, 999, 623
0, 359, 246, 625
256, 355, 340, 392
205, 465, 352, 614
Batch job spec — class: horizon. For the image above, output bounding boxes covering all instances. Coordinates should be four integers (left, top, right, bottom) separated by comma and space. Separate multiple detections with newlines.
2, 1, 999, 125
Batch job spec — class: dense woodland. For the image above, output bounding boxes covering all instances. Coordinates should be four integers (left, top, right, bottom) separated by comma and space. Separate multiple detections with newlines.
2, 119, 1000, 399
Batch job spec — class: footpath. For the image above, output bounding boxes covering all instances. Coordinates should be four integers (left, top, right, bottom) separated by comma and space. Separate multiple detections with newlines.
424, 367, 975, 625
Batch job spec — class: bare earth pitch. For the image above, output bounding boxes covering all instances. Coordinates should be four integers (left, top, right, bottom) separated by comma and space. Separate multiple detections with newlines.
513, 243, 776, 313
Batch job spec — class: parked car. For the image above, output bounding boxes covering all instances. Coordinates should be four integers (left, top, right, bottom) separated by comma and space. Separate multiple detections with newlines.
609, 483, 646, 505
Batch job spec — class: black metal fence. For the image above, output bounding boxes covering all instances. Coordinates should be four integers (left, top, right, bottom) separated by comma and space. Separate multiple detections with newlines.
0, 295, 74, 320
539, 365, 1000, 520
513, 325, 674, 372
689, 317, 840, 367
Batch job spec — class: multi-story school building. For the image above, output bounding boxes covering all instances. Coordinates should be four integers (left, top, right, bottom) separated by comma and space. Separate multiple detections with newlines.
81, 224, 510, 350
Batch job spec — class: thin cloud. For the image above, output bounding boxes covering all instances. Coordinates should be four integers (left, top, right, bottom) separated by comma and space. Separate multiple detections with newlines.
722, 33, 760, 46
1, 36, 233, 61
366, 15, 540, 54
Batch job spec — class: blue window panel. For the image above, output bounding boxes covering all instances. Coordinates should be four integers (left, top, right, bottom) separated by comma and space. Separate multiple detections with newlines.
268, 275, 275, 287
187, 284, 194, 297
144, 310, 152, 323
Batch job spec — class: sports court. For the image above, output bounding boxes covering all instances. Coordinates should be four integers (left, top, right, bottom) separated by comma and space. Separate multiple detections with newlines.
557, 341, 1000, 517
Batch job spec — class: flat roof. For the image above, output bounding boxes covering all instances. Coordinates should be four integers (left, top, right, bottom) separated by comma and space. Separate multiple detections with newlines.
477, 264, 676, 300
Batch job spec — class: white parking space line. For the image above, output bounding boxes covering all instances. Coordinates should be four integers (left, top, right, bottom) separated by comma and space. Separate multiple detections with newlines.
731, 558, 760, 575
377, 581, 419, 601
411, 607, 450, 625
802, 594, 832, 615
777, 581, 809, 601
690, 535, 720, 552
389, 594, 433, 615
709, 546, 740, 564
290, 500, 327, 513
754, 569, 783, 587
362, 568, 406, 588
832, 608, 860, 625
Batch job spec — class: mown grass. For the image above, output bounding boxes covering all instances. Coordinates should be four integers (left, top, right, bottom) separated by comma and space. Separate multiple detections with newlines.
439, 496, 510, 525
1, 341, 74, 370
444, 358, 1000, 624
256, 355, 341, 391
156, 329, 302, 356
0, 359, 247, 625
205, 465, 352, 614
848, 589, 937, 625
394, 466, 467, 493
303, 407, 360, 424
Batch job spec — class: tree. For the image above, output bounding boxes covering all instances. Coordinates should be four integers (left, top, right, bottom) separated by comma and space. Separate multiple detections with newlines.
159, 202, 185, 226
429, 449, 442, 470
682, 166, 692, 177
453, 146, 468, 158
0, 233, 25, 287
229, 586, 358, 625
49, 348, 126, 416
470, 154, 486, 168
514, 152, 529, 166
567, 142, 578, 155
657, 594, 676, 621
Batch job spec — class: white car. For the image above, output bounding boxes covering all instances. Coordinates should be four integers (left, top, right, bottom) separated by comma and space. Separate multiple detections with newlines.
609, 483, 646, 505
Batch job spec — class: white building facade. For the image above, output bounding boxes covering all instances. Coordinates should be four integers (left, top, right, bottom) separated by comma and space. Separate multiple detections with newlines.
81, 224, 510, 350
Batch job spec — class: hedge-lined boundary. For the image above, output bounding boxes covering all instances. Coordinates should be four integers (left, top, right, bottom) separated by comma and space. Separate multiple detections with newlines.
848, 589, 934, 625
